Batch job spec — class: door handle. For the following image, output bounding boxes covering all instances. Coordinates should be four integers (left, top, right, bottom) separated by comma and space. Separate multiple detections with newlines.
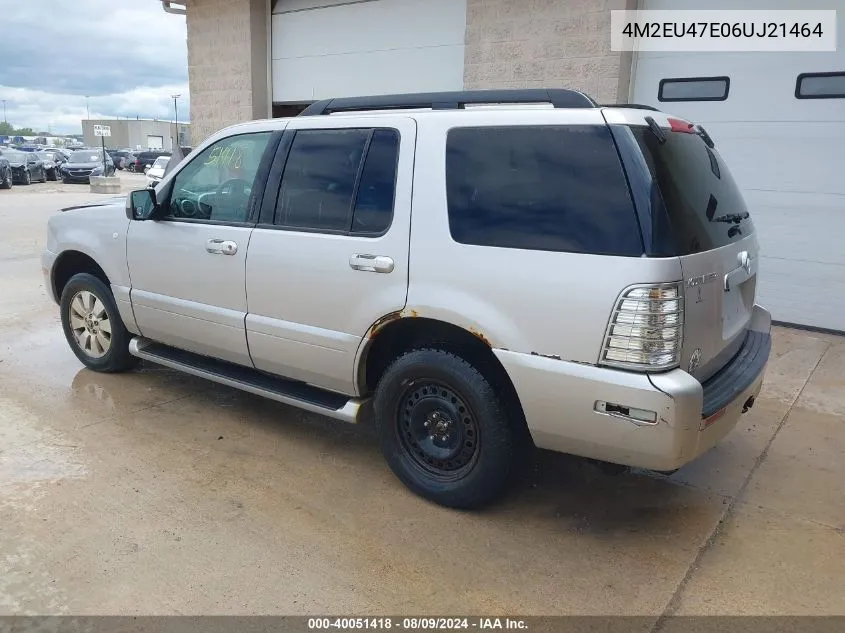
206, 239, 238, 256
349, 254, 394, 273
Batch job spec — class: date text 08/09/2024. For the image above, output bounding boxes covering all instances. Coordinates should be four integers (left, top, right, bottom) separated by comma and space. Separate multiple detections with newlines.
308, 618, 528, 630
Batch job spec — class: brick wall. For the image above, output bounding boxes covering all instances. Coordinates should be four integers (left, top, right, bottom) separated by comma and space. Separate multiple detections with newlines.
186, 0, 269, 146
464, 0, 636, 104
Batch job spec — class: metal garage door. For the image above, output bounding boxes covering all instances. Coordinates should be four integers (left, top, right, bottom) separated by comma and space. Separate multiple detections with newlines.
631, 0, 845, 330
271, 0, 467, 103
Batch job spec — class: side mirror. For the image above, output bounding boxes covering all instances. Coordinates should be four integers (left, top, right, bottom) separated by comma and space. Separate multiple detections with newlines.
127, 188, 163, 221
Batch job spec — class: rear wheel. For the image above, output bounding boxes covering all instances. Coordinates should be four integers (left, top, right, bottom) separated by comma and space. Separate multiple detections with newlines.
374, 348, 517, 509
59, 273, 137, 373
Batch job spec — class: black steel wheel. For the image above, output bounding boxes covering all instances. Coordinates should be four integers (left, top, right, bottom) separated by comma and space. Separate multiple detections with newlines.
397, 380, 479, 480
374, 348, 517, 509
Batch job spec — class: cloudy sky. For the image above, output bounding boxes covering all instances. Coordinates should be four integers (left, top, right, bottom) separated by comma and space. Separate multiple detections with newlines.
0, 1, 188, 135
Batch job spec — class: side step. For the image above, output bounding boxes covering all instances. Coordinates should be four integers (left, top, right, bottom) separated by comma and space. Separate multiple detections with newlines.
128, 338, 364, 423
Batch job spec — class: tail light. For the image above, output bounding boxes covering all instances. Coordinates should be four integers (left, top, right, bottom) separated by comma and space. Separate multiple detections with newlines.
600, 283, 684, 371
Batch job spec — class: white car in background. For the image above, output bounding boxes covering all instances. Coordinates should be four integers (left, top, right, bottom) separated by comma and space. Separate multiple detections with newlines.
145, 156, 170, 187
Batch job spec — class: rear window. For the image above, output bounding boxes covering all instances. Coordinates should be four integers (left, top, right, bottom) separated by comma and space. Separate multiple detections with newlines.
445, 126, 642, 256
631, 127, 753, 255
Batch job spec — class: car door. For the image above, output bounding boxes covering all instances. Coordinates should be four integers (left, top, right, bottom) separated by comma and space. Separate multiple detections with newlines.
246, 116, 416, 395
127, 130, 279, 366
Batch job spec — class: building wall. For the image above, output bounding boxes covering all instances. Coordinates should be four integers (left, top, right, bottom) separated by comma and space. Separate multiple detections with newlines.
186, 0, 270, 146
463, 0, 636, 104
82, 120, 191, 151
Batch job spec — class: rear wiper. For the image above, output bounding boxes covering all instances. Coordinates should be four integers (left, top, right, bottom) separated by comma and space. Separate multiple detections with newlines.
711, 212, 749, 224
644, 116, 666, 145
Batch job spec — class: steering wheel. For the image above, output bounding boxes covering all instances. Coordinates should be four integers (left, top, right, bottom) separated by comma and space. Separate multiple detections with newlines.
212, 178, 251, 220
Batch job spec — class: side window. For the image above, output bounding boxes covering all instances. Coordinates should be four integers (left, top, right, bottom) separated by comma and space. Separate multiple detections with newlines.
658, 77, 730, 102
167, 132, 272, 223
445, 126, 642, 256
795, 71, 845, 99
351, 129, 399, 235
275, 129, 370, 232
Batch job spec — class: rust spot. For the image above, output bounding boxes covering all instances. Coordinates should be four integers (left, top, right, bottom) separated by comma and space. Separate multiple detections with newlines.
530, 351, 562, 361
469, 327, 491, 347
368, 311, 402, 339
403, 308, 420, 318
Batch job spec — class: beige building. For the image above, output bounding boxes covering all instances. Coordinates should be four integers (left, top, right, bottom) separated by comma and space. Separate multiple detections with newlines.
162, 0, 845, 332
165, 0, 636, 145
82, 118, 191, 151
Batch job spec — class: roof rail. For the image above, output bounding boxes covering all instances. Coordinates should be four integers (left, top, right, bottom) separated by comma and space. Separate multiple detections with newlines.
299, 89, 597, 116
600, 103, 660, 111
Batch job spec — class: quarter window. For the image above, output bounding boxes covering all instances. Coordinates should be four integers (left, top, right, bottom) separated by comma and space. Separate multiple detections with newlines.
658, 77, 730, 102
795, 71, 845, 99
351, 129, 399, 235
445, 126, 642, 256
167, 132, 272, 223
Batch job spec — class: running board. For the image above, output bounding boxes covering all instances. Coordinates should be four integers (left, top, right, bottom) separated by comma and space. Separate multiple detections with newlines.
128, 338, 363, 423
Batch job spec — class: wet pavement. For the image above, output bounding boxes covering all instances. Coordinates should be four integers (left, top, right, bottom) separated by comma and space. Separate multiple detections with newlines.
1, 181, 843, 615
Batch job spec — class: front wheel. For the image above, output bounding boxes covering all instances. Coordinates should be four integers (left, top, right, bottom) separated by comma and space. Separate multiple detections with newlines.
0, 168, 11, 189
24, 170, 31, 185
59, 273, 138, 373
374, 348, 517, 509
40, 169, 47, 183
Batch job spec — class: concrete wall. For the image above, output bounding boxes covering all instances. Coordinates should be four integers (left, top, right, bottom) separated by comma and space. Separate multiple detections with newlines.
463, 0, 636, 104
82, 120, 191, 151
186, 0, 270, 146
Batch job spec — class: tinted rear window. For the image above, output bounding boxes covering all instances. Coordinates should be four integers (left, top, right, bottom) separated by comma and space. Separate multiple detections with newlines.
631, 127, 753, 255
445, 126, 642, 256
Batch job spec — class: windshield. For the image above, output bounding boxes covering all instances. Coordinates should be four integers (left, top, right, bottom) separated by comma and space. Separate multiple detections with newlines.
69, 150, 102, 163
631, 126, 754, 256
152, 157, 169, 169
37, 152, 53, 162
3, 151, 26, 162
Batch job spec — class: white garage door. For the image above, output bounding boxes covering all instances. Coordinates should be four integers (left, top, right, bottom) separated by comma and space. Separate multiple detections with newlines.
271, 0, 467, 103
632, 0, 845, 331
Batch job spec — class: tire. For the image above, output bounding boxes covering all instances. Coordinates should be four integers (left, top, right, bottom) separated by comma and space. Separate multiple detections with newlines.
49, 170, 58, 182
374, 348, 517, 509
24, 170, 31, 185
40, 169, 47, 183
59, 273, 138, 373
0, 168, 10, 189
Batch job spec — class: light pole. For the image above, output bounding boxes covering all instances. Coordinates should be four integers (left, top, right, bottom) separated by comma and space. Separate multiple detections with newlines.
85, 95, 90, 120
2, 100, 6, 124
171, 94, 181, 149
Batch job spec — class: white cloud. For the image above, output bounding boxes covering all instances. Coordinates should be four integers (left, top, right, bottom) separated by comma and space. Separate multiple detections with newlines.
0, 0, 188, 134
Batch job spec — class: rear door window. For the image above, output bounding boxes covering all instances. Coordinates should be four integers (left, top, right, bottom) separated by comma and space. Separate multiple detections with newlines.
631, 127, 753, 255
445, 126, 642, 256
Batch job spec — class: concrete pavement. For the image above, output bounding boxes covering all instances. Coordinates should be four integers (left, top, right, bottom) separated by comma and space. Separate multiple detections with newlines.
1, 179, 843, 615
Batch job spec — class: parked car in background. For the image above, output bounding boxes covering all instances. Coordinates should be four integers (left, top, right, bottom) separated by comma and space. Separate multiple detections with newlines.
145, 155, 169, 187
108, 150, 134, 170
36, 151, 62, 181
41, 148, 69, 168
133, 150, 170, 173
4, 150, 47, 184
0, 156, 11, 189
60, 149, 115, 183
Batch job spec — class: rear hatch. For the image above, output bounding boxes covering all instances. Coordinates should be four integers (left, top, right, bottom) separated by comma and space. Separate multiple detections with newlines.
616, 113, 758, 381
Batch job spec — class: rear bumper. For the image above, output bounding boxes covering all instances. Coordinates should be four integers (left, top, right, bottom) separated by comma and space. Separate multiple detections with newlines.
496, 304, 772, 471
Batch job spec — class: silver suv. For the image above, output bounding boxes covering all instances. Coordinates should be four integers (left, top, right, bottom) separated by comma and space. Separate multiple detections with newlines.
42, 89, 771, 508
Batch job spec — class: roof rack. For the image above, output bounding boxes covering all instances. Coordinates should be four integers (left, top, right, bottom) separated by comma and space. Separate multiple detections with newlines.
600, 103, 660, 111
299, 89, 597, 116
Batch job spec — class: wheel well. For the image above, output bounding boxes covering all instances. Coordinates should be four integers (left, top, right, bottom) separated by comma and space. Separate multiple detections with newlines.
52, 251, 110, 300
360, 317, 529, 439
